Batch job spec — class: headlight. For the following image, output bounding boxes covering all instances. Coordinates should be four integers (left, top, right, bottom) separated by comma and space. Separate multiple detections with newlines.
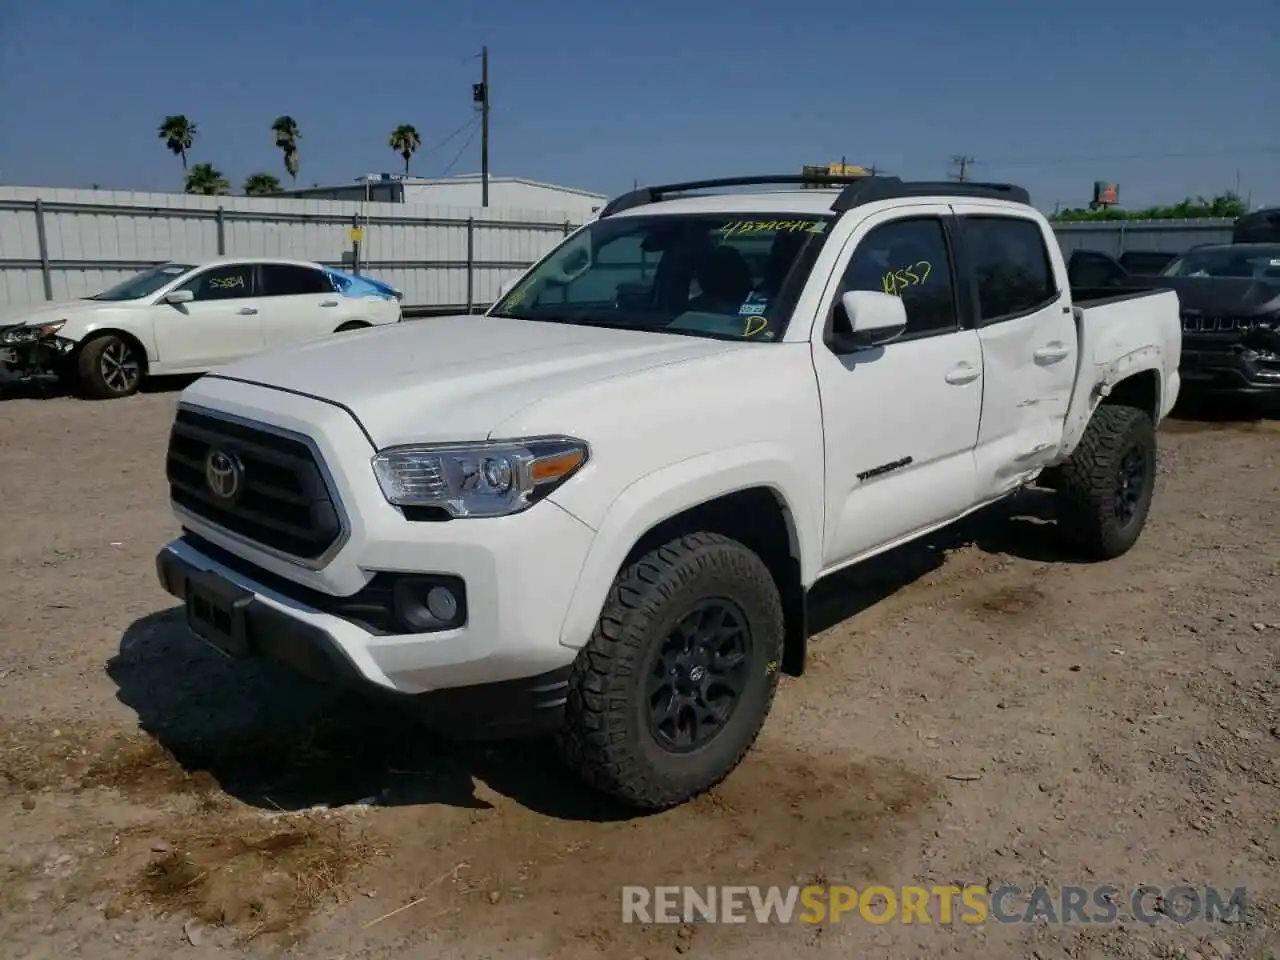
371, 437, 589, 518
1, 320, 66, 344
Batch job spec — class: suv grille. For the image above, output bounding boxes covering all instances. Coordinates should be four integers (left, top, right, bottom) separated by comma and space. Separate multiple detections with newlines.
165, 407, 345, 563
1181, 313, 1265, 334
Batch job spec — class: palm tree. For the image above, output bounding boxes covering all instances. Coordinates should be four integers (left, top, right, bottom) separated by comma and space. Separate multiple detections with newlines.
185, 163, 230, 196
271, 116, 301, 184
158, 115, 197, 178
243, 172, 282, 196
388, 124, 422, 176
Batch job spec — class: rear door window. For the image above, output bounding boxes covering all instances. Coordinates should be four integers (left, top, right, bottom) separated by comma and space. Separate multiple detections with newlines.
962, 216, 1059, 322
260, 264, 334, 297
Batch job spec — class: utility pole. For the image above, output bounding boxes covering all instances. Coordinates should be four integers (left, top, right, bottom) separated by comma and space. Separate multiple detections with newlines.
472, 46, 491, 207
949, 155, 976, 182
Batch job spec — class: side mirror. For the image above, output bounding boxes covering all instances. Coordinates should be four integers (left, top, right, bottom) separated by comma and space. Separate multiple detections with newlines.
164, 289, 194, 305
826, 290, 908, 353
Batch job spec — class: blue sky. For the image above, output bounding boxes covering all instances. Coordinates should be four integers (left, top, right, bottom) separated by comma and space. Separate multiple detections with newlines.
1, 0, 1277, 213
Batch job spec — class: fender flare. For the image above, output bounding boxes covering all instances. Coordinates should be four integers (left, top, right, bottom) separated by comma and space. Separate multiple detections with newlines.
555, 444, 820, 650
1059, 346, 1167, 458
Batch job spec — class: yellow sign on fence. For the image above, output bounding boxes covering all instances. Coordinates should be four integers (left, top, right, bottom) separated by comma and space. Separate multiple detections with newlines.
350, 227, 364, 243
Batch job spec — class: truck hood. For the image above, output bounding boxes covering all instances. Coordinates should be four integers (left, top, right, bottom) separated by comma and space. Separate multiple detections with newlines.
204, 314, 744, 448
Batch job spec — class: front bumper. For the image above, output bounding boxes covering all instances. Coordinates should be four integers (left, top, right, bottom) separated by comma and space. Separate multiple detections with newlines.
1178, 344, 1280, 403
0, 329, 76, 383
155, 537, 579, 738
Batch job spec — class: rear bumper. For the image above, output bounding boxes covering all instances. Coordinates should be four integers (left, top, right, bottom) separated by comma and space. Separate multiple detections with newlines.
155, 538, 576, 739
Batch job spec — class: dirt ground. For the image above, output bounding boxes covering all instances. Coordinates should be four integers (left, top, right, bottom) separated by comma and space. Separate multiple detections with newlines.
0, 381, 1276, 960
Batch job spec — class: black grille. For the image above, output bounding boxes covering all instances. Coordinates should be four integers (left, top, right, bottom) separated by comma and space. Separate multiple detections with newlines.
166, 407, 344, 562
1181, 314, 1264, 334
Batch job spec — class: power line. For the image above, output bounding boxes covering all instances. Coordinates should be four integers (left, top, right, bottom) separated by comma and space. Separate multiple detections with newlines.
416, 116, 482, 163
439, 119, 481, 177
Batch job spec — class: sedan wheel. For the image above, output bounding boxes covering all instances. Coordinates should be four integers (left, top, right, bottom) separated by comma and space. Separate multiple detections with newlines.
76, 334, 143, 399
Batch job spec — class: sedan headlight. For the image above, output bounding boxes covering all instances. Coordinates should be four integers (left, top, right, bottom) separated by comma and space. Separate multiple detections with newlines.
1, 320, 65, 344
371, 437, 589, 518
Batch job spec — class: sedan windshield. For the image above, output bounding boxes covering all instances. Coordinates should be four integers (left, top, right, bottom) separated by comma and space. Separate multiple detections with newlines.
86, 262, 196, 301
1159, 246, 1280, 281
488, 212, 836, 341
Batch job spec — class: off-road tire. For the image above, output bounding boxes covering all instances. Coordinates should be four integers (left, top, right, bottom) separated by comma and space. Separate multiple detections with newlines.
557, 532, 785, 811
75, 334, 142, 399
1056, 404, 1157, 560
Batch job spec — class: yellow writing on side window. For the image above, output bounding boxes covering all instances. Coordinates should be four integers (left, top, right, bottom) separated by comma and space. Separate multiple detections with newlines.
720, 220, 821, 238
881, 260, 932, 296
209, 275, 246, 290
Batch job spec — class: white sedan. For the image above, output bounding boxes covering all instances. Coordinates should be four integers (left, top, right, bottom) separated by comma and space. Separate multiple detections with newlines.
0, 257, 403, 399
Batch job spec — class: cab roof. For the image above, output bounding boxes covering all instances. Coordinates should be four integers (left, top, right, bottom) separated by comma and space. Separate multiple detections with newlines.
598, 174, 1032, 220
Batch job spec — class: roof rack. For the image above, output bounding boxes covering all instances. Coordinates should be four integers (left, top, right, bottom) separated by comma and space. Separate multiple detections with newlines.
596, 174, 1030, 218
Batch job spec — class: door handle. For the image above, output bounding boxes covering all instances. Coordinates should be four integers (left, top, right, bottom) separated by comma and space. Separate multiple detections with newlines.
945, 362, 981, 385
237, 307, 259, 316
320, 300, 339, 307
1034, 342, 1070, 363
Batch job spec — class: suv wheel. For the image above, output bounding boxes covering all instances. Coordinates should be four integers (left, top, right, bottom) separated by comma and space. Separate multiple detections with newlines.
557, 532, 784, 810
1056, 404, 1157, 560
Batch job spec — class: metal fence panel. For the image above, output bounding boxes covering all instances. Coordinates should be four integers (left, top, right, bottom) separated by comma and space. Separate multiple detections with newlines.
0, 186, 580, 310
1050, 219, 1235, 256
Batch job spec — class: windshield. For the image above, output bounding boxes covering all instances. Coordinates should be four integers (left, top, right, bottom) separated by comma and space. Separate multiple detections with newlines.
86, 262, 196, 301
1159, 246, 1280, 281
488, 212, 836, 341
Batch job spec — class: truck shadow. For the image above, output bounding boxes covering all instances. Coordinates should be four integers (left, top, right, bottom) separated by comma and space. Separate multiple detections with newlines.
805, 487, 1073, 633
106, 498, 1071, 822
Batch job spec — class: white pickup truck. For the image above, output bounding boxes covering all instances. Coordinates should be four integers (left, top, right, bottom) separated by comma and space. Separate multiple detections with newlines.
155, 174, 1182, 811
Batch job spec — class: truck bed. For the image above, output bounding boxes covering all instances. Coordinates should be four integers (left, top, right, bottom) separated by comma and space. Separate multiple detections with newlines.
1051, 285, 1182, 461
1068, 285, 1173, 310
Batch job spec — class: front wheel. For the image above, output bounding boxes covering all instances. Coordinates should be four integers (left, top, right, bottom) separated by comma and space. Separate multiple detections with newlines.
335, 321, 370, 333
1055, 404, 1157, 560
76, 334, 142, 399
557, 532, 785, 811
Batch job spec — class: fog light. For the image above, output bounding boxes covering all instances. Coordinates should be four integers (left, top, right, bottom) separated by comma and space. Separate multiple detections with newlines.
426, 585, 458, 621
391, 575, 467, 632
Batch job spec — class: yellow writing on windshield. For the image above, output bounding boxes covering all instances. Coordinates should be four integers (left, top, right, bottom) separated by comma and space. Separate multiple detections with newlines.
720, 220, 822, 238
882, 261, 932, 295
743, 315, 769, 337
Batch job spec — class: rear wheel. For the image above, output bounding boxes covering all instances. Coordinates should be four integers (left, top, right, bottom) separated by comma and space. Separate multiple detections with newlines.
557, 532, 784, 811
76, 334, 142, 399
1055, 404, 1157, 560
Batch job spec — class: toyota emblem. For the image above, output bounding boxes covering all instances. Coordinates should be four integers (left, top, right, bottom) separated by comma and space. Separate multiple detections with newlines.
204, 448, 244, 501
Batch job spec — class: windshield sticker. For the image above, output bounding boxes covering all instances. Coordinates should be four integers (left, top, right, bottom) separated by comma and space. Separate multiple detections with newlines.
1270, 259, 1280, 267
881, 261, 932, 295
719, 219, 825, 238
738, 291, 769, 316
742, 315, 769, 337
